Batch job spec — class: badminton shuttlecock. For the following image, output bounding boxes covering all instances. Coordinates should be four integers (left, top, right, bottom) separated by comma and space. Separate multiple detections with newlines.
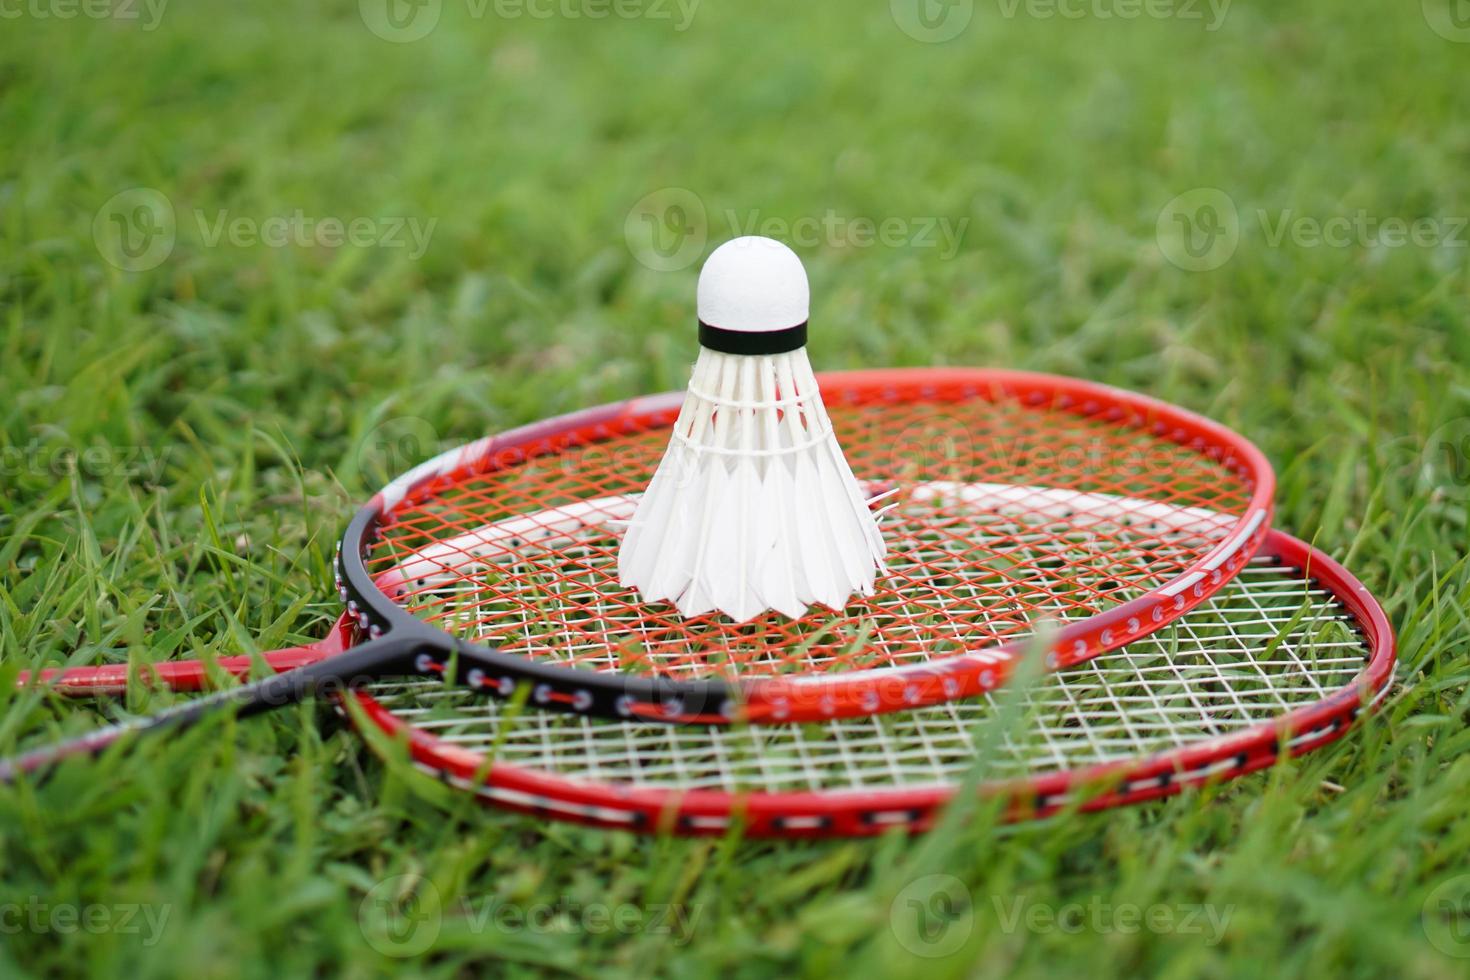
618, 236, 887, 622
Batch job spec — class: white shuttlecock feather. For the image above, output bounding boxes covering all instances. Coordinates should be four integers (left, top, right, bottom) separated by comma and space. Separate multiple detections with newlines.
618, 236, 887, 622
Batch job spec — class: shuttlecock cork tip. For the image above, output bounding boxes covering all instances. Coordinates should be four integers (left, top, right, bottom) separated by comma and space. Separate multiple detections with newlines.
696, 237, 809, 354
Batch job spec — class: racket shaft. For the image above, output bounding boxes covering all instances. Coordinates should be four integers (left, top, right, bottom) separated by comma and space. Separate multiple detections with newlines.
19, 647, 330, 695
0, 634, 425, 782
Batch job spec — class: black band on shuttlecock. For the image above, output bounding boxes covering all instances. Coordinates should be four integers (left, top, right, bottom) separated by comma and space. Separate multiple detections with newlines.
698, 321, 808, 355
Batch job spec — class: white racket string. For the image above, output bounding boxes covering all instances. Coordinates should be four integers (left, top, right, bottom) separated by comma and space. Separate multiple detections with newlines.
360, 559, 1372, 793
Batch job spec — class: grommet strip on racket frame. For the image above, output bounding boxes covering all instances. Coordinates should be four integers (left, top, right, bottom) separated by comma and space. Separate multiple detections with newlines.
9, 369, 1272, 754
20, 532, 1394, 838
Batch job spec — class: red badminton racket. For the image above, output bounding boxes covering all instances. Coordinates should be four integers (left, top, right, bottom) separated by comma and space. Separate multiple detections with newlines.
355, 531, 1392, 836
18, 532, 1391, 837
5, 368, 1272, 778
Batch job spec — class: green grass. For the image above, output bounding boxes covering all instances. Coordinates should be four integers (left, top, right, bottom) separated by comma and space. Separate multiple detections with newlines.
3, 0, 1470, 975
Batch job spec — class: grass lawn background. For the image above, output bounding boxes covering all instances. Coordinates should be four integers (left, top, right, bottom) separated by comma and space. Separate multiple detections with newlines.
2, 0, 1469, 975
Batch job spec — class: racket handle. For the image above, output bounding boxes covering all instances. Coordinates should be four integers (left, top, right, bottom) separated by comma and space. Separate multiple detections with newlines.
0, 634, 425, 783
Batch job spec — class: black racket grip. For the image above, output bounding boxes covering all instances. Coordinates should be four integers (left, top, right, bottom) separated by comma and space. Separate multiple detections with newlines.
0, 634, 427, 784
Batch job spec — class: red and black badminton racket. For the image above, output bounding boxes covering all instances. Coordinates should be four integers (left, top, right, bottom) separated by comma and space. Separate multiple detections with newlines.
5, 368, 1272, 779
19, 532, 1391, 837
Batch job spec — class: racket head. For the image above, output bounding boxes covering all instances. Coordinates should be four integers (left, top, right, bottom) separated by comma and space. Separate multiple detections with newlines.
342, 531, 1392, 837
337, 368, 1273, 723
